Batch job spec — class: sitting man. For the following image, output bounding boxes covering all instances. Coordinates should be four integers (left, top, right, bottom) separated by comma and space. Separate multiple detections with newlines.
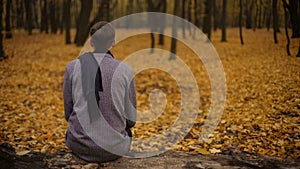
63, 21, 136, 163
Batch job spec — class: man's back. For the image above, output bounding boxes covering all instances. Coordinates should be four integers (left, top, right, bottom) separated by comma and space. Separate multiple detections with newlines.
63, 52, 136, 163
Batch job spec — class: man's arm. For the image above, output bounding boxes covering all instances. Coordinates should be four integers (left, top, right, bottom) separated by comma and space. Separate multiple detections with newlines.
63, 61, 75, 121
125, 74, 137, 129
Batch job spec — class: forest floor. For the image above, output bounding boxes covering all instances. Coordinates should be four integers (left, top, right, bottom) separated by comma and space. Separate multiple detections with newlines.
0, 28, 300, 168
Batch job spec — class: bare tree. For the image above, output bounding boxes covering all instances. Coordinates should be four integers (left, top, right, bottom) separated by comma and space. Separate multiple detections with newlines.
24, 0, 33, 35
258, 0, 263, 29
74, 0, 93, 46
181, 0, 186, 39
40, 0, 49, 33
239, 0, 245, 45
158, 0, 167, 45
221, 0, 227, 42
64, 0, 71, 44
0, 1, 5, 59
170, 0, 180, 60
5, 0, 13, 38
245, 0, 254, 29
282, 0, 291, 56
16, 0, 24, 29
187, 0, 193, 36
49, 0, 57, 34
282, 0, 300, 57
272, 0, 278, 44
288, 0, 300, 38
203, 0, 213, 40
265, 0, 272, 31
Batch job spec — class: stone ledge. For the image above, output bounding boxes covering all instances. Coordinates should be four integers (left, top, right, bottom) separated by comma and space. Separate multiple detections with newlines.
1, 143, 299, 169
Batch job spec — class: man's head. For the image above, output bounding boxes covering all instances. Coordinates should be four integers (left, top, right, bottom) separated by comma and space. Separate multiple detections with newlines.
90, 21, 115, 52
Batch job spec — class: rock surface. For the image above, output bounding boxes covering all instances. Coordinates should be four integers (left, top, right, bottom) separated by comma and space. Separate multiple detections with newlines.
0, 143, 299, 169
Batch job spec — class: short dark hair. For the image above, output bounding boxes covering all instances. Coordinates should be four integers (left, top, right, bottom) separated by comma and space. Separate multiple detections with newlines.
90, 21, 115, 50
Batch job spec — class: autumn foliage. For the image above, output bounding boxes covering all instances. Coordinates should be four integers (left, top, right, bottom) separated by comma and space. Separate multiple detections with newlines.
0, 28, 299, 159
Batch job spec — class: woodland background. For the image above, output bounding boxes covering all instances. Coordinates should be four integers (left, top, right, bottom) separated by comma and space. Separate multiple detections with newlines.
0, 0, 300, 161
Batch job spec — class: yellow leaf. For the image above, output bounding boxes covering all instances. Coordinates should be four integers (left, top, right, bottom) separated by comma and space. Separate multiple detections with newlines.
209, 148, 221, 154
195, 148, 210, 155
16, 150, 30, 156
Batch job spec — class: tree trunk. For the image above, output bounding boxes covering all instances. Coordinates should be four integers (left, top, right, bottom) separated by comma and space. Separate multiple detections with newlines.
182, 0, 186, 39
150, 33, 155, 53
282, 0, 291, 56
272, 0, 278, 44
59, 2, 64, 34
232, 0, 236, 27
203, 0, 213, 40
266, 0, 272, 31
125, 0, 133, 28
40, 0, 48, 33
221, 0, 227, 42
74, 0, 93, 46
194, 0, 200, 28
90, 0, 111, 27
5, 0, 13, 39
170, 0, 180, 60
239, 0, 244, 45
258, 0, 263, 28
159, 0, 167, 45
64, 0, 71, 44
24, 0, 33, 35
245, 0, 254, 29
49, 0, 57, 34
147, 0, 156, 53
187, 0, 192, 36
0, 1, 5, 59
16, 0, 24, 29
289, 0, 300, 38
297, 43, 300, 57
32, 0, 39, 29
213, 0, 219, 31
253, 0, 258, 31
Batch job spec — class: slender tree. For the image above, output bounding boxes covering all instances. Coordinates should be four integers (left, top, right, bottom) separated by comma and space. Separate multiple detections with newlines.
32, 0, 39, 29
16, 0, 24, 29
203, 0, 213, 40
187, 0, 192, 36
272, 0, 278, 44
158, 0, 167, 45
245, 0, 254, 29
5, 0, 13, 39
181, 0, 186, 39
49, 0, 57, 34
282, 0, 291, 56
170, 0, 180, 60
212, 0, 220, 31
239, 0, 245, 45
40, 0, 49, 33
147, 0, 157, 53
285, 0, 300, 57
288, 0, 300, 38
74, 0, 93, 46
24, 0, 33, 35
258, 0, 263, 29
147, 0, 166, 52
221, 0, 227, 42
0, 1, 5, 59
266, 0, 272, 31
91, 0, 111, 26
64, 0, 71, 44
194, 0, 200, 28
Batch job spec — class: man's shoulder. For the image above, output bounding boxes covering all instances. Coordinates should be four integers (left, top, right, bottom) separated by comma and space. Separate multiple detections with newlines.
115, 61, 134, 75
66, 59, 78, 70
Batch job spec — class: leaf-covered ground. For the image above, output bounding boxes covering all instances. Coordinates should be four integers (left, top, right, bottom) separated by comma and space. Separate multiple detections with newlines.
0, 29, 299, 159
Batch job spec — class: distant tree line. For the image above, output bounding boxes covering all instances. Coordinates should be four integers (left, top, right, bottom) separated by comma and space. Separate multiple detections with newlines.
0, 0, 299, 59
